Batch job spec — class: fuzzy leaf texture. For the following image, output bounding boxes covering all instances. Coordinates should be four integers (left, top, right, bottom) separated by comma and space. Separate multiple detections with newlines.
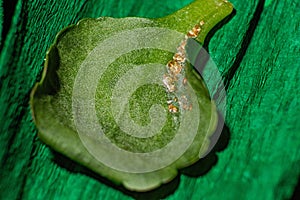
30, 0, 233, 191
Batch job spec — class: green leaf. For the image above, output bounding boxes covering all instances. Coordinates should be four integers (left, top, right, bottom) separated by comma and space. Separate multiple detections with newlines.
30, 0, 233, 191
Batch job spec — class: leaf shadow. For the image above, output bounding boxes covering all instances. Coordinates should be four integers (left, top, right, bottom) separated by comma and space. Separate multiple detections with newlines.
203, 8, 236, 50
291, 176, 300, 200
180, 112, 230, 177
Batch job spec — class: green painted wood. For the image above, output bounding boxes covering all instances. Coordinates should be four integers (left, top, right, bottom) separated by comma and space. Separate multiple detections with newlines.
0, 0, 299, 199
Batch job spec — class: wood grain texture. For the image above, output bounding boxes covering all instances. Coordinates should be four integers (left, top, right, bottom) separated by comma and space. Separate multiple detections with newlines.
0, 0, 299, 199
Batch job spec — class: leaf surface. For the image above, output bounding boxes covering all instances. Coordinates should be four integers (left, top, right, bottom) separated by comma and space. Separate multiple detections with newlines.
30, 0, 233, 191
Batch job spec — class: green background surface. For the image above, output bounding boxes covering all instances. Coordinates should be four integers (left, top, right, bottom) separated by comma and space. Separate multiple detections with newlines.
0, 0, 299, 199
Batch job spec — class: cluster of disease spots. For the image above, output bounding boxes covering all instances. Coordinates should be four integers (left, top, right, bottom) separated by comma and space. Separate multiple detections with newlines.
163, 20, 205, 114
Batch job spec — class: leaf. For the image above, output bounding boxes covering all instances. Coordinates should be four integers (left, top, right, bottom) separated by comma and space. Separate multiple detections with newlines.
30, 0, 233, 191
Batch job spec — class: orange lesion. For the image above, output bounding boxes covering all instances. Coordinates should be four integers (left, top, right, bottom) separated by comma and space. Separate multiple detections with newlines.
187, 24, 201, 38
163, 74, 176, 92
167, 60, 182, 76
173, 53, 186, 63
168, 104, 178, 113
163, 20, 205, 113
